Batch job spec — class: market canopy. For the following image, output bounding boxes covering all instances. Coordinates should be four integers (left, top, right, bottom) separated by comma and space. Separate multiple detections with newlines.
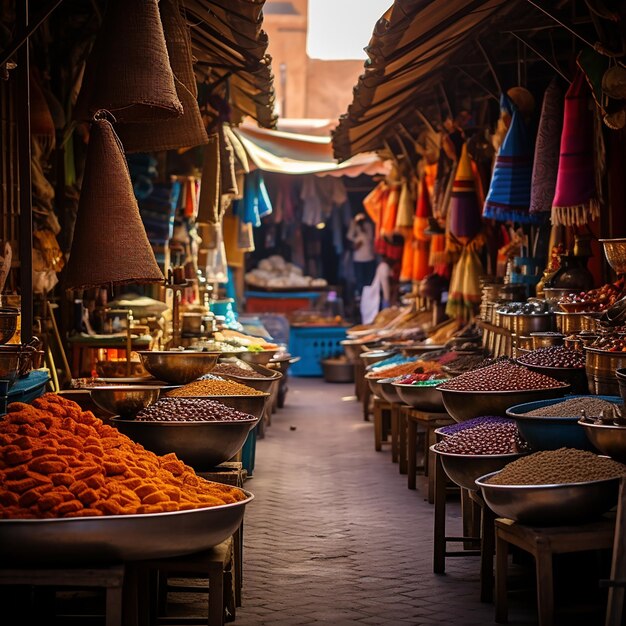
185, 0, 277, 129
235, 125, 389, 177
331, 0, 588, 161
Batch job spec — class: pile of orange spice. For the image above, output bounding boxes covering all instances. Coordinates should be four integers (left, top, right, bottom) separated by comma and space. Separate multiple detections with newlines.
0, 394, 246, 519
365, 360, 442, 380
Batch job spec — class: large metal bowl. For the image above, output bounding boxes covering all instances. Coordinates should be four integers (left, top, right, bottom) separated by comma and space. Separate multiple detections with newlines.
214, 362, 282, 395
238, 350, 277, 366
137, 351, 219, 385
89, 385, 163, 418
579, 420, 626, 463
341, 339, 366, 362
437, 385, 570, 422
516, 361, 588, 394
585, 348, 626, 396
160, 393, 270, 421
360, 350, 395, 367
366, 377, 385, 399
111, 415, 259, 470
393, 382, 445, 412
476, 471, 620, 525
0, 489, 253, 565
506, 396, 622, 451
379, 380, 403, 404
432, 446, 526, 491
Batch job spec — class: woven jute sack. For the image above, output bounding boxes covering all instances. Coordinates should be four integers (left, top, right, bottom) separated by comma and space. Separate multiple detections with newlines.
74, 0, 182, 123
117, 0, 209, 152
65, 112, 165, 291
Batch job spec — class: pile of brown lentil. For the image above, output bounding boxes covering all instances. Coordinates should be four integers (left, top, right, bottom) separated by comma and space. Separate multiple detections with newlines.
437, 361, 564, 392
517, 346, 585, 368
434, 421, 528, 455
212, 363, 267, 378
136, 398, 255, 422
165, 379, 264, 397
523, 397, 618, 418
486, 448, 626, 485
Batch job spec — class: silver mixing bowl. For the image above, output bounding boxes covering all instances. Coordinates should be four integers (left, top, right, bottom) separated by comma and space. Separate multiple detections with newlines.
137, 351, 219, 385
432, 446, 526, 491
437, 385, 570, 422
238, 350, 277, 366
111, 415, 259, 471
160, 393, 270, 421
476, 471, 621, 525
579, 420, 626, 463
89, 385, 163, 418
366, 377, 384, 399
393, 382, 445, 412
379, 380, 402, 404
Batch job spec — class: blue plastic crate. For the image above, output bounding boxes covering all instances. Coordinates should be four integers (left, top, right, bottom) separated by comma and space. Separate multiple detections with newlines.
288, 326, 347, 377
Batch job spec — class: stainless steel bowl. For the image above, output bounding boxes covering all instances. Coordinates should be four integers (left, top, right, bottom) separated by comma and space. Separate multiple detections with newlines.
437, 385, 570, 422
377, 379, 402, 403
321, 358, 355, 383
238, 350, 277, 366
160, 393, 269, 421
579, 420, 626, 463
360, 350, 395, 366
0, 490, 253, 565
214, 361, 282, 395
393, 382, 445, 412
476, 471, 620, 525
341, 339, 365, 362
111, 416, 259, 470
137, 351, 219, 385
432, 447, 526, 491
89, 385, 163, 418
367, 377, 384, 399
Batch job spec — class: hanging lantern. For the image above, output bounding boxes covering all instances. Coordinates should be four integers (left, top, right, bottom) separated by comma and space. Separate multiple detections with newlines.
65, 112, 164, 291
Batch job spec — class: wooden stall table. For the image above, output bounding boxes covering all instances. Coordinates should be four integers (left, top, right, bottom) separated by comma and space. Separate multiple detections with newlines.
405, 408, 454, 502
495, 517, 615, 626
0, 565, 125, 626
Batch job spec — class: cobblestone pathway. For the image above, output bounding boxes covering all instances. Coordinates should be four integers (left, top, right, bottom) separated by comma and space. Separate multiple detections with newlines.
228, 378, 537, 626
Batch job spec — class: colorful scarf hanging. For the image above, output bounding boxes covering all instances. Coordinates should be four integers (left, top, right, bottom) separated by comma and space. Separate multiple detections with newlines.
381, 184, 400, 236
530, 79, 565, 215
449, 143, 483, 243
445, 246, 483, 322
551, 69, 600, 226
395, 179, 415, 229
484, 94, 538, 224
412, 176, 432, 281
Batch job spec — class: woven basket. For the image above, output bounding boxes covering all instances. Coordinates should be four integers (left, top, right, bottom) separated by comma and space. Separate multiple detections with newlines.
117, 0, 209, 152
74, 0, 182, 123
65, 113, 165, 291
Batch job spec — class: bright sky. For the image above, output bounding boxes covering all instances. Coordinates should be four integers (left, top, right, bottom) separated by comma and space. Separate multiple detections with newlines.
307, 0, 391, 60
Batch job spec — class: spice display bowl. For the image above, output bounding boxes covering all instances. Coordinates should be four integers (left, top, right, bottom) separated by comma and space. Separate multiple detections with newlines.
437, 385, 570, 423
341, 339, 366, 362
137, 351, 220, 385
111, 415, 259, 470
360, 350, 395, 367
238, 350, 278, 366
392, 382, 445, 412
89, 385, 164, 418
505, 396, 622, 451
0, 490, 254, 565
476, 472, 620, 525
0, 307, 19, 344
321, 358, 355, 383
400, 343, 445, 357
379, 380, 403, 404
367, 377, 385, 399
555, 312, 598, 335
515, 362, 588, 394
215, 362, 282, 395
529, 332, 565, 349
431, 447, 527, 491
585, 348, 626, 396
599, 238, 626, 275
160, 393, 270, 421
579, 420, 626, 463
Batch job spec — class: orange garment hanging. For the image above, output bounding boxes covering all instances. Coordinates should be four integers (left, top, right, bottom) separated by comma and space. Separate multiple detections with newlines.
363, 181, 388, 242
381, 184, 400, 237
412, 177, 433, 281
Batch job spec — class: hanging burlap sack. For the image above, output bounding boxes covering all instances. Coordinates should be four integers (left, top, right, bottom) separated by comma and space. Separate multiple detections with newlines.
65, 112, 165, 291
74, 0, 182, 123
117, 0, 209, 152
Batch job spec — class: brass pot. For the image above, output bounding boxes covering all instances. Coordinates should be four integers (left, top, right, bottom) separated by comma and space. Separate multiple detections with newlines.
555, 312, 588, 335
584, 347, 626, 395
530, 332, 565, 350
513, 314, 555, 336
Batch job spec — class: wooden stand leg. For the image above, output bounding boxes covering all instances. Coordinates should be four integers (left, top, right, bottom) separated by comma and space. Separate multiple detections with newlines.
391, 405, 399, 463
427, 426, 438, 504
362, 384, 371, 421
495, 533, 509, 623
374, 402, 383, 452
480, 504, 495, 603
407, 417, 417, 490
398, 409, 407, 474
606, 479, 626, 626
433, 452, 447, 574
208, 566, 224, 626
535, 548, 554, 626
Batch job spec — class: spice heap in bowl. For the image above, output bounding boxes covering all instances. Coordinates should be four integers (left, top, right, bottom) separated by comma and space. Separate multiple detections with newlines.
165, 379, 265, 397
476, 448, 626, 524
431, 419, 528, 490
437, 416, 513, 437
558, 280, 623, 312
135, 398, 255, 422
437, 361, 569, 422
517, 346, 584, 369
397, 372, 448, 385
505, 395, 621, 451
212, 363, 266, 378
